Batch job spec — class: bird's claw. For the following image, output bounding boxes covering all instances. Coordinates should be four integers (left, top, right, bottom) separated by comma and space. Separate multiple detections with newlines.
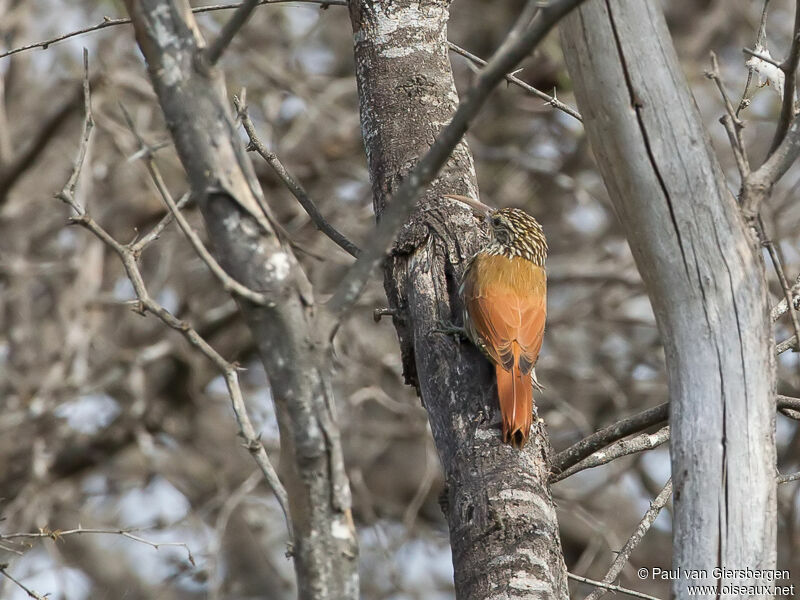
432, 320, 469, 343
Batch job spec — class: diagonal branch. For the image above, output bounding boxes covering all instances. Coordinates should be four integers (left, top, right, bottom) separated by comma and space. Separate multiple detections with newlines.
328, 0, 591, 316
0, 526, 195, 566
234, 95, 361, 258
124, 2, 358, 596
584, 480, 672, 600
0, 0, 347, 60
447, 41, 582, 122
551, 402, 669, 475
54, 48, 294, 548
120, 104, 272, 305
567, 573, 663, 600
205, 0, 260, 65
551, 426, 669, 483
736, 0, 772, 115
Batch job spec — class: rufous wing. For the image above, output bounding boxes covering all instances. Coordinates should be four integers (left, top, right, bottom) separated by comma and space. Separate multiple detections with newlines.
463, 256, 546, 445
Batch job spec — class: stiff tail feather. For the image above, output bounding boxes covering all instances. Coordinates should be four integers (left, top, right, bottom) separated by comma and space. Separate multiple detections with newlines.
495, 361, 533, 448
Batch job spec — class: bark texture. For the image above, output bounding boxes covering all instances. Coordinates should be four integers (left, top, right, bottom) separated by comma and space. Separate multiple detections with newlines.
560, 1, 776, 596
123, 2, 358, 598
348, 2, 568, 598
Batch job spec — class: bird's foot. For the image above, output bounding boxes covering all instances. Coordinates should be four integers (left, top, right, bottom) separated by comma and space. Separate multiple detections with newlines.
532, 368, 545, 391
432, 319, 469, 343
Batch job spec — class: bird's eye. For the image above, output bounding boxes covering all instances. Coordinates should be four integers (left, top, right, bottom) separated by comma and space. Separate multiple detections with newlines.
491, 215, 502, 226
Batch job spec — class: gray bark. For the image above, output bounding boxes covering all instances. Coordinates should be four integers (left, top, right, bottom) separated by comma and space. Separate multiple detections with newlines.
559, 1, 776, 596
123, 2, 358, 598
348, 2, 568, 598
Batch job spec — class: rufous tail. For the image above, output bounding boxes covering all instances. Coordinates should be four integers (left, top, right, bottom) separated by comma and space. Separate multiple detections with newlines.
495, 361, 533, 448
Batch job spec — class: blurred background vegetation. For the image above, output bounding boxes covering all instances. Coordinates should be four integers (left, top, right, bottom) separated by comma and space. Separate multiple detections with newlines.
0, 0, 798, 598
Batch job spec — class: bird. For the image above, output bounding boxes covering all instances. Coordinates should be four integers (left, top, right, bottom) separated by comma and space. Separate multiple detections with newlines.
444, 194, 548, 448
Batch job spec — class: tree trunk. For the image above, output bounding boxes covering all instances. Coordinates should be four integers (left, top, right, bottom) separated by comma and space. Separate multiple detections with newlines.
124, 2, 358, 598
559, 1, 776, 596
348, 2, 568, 598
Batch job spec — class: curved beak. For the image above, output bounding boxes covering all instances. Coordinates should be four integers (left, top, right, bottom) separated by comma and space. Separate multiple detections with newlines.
443, 194, 494, 219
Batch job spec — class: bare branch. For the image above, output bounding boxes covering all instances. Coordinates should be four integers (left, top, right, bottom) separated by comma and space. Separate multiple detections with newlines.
124, 3, 358, 594
555, 395, 799, 477
66, 211, 295, 545
120, 105, 273, 305
743, 46, 783, 69
779, 471, 800, 484
777, 334, 798, 354
55, 48, 94, 215
53, 55, 294, 547
329, 0, 591, 315
771, 272, 800, 321
130, 193, 191, 254
551, 426, 670, 483
706, 52, 750, 179
0, 0, 347, 61
447, 41, 582, 122
584, 480, 673, 600
567, 573, 663, 600
736, 0, 772, 115
234, 95, 361, 258
742, 116, 800, 217
551, 402, 668, 475
757, 217, 800, 358
0, 526, 195, 566
205, 0, 260, 65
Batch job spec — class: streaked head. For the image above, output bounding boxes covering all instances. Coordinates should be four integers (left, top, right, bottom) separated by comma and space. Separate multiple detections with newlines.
444, 194, 547, 265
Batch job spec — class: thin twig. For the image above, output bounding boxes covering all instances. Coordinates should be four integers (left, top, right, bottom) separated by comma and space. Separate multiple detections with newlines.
447, 41, 582, 122
551, 426, 669, 483
771, 272, 800, 321
554, 395, 800, 476
119, 104, 272, 305
0, 0, 348, 60
757, 217, 800, 356
584, 480, 673, 600
779, 471, 800, 484
206, 0, 260, 65
706, 51, 750, 179
778, 395, 800, 421
67, 210, 295, 546
55, 48, 93, 215
0, 80, 87, 202
130, 194, 191, 255
568, 573, 663, 600
54, 59, 295, 548
234, 95, 361, 258
778, 334, 798, 354
778, 395, 800, 412
0, 564, 48, 600
328, 0, 591, 316
743, 47, 783, 69
0, 526, 195, 566
551, 403, 669, 475
736, 0, 772, 115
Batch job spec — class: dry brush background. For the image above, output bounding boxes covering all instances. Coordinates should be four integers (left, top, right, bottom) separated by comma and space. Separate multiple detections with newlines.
1, 0, 799, 598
